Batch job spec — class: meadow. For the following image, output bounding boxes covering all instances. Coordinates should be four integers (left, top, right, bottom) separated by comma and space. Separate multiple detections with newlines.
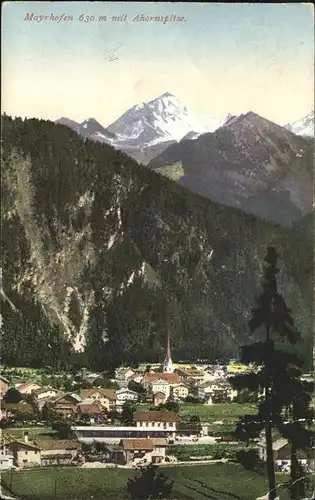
179, 403, 257, 422
1, 463, 297, 500
2, 426, 58, 442
136, 402, 258, 423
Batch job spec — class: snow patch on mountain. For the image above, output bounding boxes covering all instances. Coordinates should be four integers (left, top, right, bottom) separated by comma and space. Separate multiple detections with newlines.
107, 92, 222, 147
55, 117, 116, 142
284, 111, 314, 137
55, 95, 240, 153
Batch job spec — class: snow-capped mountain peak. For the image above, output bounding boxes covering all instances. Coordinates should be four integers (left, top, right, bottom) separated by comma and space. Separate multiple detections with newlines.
284, 111, 314, 137
107, 92, 220, 147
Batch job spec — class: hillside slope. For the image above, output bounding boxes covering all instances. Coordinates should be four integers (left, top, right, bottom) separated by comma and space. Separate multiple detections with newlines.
149, 112, 313, 227
1, 115, 312, 370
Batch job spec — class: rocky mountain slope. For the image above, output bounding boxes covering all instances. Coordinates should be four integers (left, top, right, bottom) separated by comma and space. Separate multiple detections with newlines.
56, 93, 221, 164
55, 117, 116, 143
149, 112, 313, 227
1, 115, 312, 371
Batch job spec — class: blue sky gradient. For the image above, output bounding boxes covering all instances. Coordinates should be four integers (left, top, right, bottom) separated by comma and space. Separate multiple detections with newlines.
2, 2, 314, 126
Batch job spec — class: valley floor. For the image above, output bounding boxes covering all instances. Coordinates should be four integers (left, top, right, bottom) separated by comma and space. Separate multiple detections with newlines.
1, 463, 299, 500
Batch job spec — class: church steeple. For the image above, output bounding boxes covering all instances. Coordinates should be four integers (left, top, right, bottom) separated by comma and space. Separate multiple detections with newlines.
162, 330, 174, 373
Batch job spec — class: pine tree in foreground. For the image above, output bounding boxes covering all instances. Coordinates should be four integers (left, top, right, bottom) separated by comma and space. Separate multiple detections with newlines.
229, 247, 313, 500
277, 374, 314, 499
127, 463, 174, 500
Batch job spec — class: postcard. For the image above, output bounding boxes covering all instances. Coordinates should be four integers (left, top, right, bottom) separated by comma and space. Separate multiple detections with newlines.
1, 2, 314, 499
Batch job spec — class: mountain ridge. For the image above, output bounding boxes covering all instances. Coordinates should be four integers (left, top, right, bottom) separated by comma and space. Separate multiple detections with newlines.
54, 102, 313, 226
2, 114, 312, 370
148, 111, 313, 227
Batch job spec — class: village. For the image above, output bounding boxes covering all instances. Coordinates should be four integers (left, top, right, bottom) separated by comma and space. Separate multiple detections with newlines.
1, 337, 313, 476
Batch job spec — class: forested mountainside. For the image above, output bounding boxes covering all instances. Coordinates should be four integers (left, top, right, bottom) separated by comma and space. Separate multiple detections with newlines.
1, 115, 313, 371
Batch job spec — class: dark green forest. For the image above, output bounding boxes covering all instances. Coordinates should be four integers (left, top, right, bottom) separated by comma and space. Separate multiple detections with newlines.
1, 115, 313, 372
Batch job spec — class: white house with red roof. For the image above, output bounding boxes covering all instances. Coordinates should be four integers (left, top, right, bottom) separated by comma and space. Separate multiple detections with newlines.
141, 373, 180, 391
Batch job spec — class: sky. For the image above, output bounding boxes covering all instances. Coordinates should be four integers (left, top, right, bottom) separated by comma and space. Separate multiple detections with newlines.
2, 2, 314, 126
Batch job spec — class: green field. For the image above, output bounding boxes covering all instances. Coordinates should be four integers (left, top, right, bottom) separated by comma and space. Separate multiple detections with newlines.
1, 463, 297, 500
168, 443, 255, 461
136, 403, 257, 423
179, 403, 257, 423
3, 426, 58, 441
155, 163, 185, 181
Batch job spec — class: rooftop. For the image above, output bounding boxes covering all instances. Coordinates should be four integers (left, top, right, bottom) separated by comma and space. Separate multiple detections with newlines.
134, 411, 180, 423
15, 381, 41, 392
52, 392, 82, 404
34, 439, 82, 451
116, 388, 138, 395
77, 403, 103, 414
72, 425, 176, 432
80, 388, 116, 400
7, 440, 41, 451
143, 373, 180, 384
121, 438, 154, 451
258, 438, 289, 451
175, 368, 205, 377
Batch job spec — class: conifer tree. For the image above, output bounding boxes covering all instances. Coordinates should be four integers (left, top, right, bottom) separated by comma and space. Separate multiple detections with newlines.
127, 463, 174, 500
277, 372, 314, 499
229, 247, 308, 500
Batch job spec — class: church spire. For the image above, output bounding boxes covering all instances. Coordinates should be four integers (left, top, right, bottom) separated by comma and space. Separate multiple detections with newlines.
163, 330, 174, 373
166, 331, 171, 360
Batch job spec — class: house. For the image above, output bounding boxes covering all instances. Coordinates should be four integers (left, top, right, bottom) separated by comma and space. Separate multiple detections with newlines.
49, 393, 82, 418
119, 437, 167, 466
258, 437, 311, 465
133, 411, 180, 439
7, 435, 41, 468
76, 402, 105, 424
115, 368, 136, 387
258, 438, 290, 463
175, 368, 205, 383
127, 373, 144, 385
36, 391, 65, 411
0, 443, 14, 470
141, 372, 180, 392
198, 379, 237, 403
152, 391, 167, 407
80, 389, 116, 411
15, 382, 42, 394
202, 372, 219, 383
0, 452, 14, 470
33, 387, 59, 400
197, 380, 215, 400
116, 388, 139, 407
0, 375, 9, 397
1, 401, 34, 418
171, 384, 189, 401
35, 439, 83, 466
150, 379, 171, 399
176, 422, 202, 438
